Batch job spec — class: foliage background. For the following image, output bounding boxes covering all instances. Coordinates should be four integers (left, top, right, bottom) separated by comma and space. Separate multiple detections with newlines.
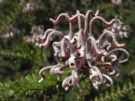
0, 0, 135, 101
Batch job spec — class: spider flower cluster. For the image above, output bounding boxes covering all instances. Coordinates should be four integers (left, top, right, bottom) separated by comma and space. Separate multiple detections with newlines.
35, 10, 129, 90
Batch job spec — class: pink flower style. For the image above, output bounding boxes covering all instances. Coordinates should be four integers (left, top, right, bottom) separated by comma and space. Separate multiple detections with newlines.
35, 10, 129, 90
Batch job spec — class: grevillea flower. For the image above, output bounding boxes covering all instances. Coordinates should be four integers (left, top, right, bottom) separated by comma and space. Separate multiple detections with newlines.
21, 0, 41, 12
111, 0, 122, 6
34, 10, 129, 90
23, 25, 44, 43
0, 25, 20, 39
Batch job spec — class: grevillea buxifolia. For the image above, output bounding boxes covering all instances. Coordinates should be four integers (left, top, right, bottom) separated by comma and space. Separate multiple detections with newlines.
35, 10, 129, 90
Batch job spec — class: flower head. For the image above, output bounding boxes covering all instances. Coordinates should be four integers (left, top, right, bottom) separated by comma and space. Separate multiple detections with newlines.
35, 10, 129, 90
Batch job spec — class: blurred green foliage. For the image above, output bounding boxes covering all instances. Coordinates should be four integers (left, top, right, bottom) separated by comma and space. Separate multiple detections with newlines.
0, 0, 135, 101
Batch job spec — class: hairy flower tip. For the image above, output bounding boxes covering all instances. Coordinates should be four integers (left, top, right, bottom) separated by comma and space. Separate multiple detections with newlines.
36, 10, 129, 90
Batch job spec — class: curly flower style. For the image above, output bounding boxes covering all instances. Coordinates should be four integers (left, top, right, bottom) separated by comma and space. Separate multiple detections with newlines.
35, 10, 129, 90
